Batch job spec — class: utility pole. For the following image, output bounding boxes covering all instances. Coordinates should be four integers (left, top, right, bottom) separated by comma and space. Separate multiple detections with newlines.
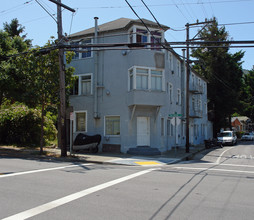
50, 0, 75, 157
185, 23, 190, 153
185, 20, 214, 153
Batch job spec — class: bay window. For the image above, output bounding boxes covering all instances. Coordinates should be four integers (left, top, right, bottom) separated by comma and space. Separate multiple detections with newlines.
136, 68, 148, 90
129, 66, 164, 91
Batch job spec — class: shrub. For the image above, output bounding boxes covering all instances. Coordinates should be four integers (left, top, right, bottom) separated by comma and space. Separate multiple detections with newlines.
0, 101, 57, 147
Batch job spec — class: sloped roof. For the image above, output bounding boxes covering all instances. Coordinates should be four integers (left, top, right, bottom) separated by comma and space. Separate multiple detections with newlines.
232, 116, 250, 123
69, 17, 169, 39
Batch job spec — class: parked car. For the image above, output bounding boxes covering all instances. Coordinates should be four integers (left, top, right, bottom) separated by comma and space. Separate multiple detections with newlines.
241, 132, 254, 141
217, 131, 237, 146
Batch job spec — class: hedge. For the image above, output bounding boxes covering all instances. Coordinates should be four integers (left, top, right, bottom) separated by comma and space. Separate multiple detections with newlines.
0, 102, 57, 147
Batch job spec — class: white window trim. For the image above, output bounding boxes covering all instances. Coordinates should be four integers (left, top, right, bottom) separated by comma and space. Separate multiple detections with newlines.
78, 73, 93, 96
128, 66, 165, 91
128, 25, 164, 49
74, 110, 88, 133
104, 115, 121, 137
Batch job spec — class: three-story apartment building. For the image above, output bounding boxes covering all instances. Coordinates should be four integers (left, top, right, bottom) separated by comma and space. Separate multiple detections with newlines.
68, 17, 212, 153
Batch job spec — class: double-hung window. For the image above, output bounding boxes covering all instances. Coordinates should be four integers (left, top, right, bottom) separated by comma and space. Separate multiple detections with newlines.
81, 39, 92, 58
151, 70, 162, 91
71, 42, 79, 59
129, 27, 163, 51
136, 68, 148, 90
105, 116, 120, 136
75, 111, 87, 132
81, 75, 92, 95
136, 29, 148, 44
70, 74, 92, 96
70, 39, 92, 59
129, 67, 164, 91
151, 31, 162, 50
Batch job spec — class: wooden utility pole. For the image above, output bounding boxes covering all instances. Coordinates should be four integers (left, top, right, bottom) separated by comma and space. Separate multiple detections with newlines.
185, 20, 214, 153
57, 0, 66, 157
50, 0, 75, 157
185, 23, 190, 153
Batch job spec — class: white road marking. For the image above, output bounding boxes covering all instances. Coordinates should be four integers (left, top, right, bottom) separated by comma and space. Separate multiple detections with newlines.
0, 163, 92, 178
174, 166, 254, 174
2, 168, 159, 220
189, 163, 254, 168
216, 147, 233, 164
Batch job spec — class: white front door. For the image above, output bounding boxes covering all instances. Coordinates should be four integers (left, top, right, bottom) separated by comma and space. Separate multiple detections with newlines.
137, 117, 150, 146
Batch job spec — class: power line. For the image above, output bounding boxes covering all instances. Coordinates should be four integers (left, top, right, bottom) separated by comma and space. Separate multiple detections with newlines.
172, 0, 189, 22
76, 0, 254, 10
0, 0, 34, 16
179, 0, 196, 22
35, 0, 57, 23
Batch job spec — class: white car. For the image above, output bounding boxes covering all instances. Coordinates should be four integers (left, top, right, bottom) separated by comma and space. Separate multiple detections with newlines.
217, 131, 237, 146
241, 132, 254, 141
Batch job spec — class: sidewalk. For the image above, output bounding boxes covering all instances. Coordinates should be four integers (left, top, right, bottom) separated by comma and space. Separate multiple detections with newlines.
0, 145, 206, 166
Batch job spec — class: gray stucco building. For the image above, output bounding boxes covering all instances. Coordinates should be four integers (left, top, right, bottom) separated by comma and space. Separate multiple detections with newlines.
68, 17, 212, 153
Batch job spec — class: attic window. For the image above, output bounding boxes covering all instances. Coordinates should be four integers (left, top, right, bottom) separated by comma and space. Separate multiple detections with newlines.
129, 27, 163, 50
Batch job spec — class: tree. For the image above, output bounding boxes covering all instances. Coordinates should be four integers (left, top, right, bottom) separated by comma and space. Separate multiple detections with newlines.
0, 30, 29, 105
1, 19, 75, 152
4, 18, 32, 47
16, 39, 75, 153
191, 18, 244, 134
239, 69, 254, 122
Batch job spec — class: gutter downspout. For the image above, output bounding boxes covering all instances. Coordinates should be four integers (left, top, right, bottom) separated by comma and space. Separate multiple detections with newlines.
94, 17, 99, 119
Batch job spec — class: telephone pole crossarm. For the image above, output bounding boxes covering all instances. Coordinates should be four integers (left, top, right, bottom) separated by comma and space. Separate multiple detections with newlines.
48, 0, 75, 12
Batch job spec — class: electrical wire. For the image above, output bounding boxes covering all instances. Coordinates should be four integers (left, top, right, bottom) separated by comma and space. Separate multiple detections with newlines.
0, 0, 34, 16
35, 0, 57, 23
179, 0, 196, 22
172, 0, 189, 22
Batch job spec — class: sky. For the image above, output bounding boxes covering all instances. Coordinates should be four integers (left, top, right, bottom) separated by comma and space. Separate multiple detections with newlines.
1, 0, 253, 70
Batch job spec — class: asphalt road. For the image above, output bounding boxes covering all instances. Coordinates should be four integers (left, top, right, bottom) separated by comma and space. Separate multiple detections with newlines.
1, 142, 254, 220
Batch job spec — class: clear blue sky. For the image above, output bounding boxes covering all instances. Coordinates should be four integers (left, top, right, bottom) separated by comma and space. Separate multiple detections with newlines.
1, 0, 253, 70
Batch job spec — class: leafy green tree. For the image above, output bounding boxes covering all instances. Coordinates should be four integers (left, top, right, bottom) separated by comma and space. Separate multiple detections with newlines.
16, 39, 75, 153
4, 18, 32, 47
1, 19, 75, 152
0, 30, 29, 105
191, 18, 244, 134
239, 69, 254, 121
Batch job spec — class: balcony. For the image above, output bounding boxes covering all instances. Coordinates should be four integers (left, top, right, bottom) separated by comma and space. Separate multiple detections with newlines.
190, 108, 203, 118
189, 83, 204, 94
127, 90, 166, 107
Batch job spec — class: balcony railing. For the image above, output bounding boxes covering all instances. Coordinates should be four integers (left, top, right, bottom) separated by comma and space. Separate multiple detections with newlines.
190, 108, 203, 118
189, 83, 204, 94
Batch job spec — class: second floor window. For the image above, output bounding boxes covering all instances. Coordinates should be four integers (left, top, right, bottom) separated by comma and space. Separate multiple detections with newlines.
151, 70, 162, 91
71, 39, 92, 59
129, 67, 164, 92
81, 75, 92, 95
70, 74, 92, 96
136, 68, 148, 90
